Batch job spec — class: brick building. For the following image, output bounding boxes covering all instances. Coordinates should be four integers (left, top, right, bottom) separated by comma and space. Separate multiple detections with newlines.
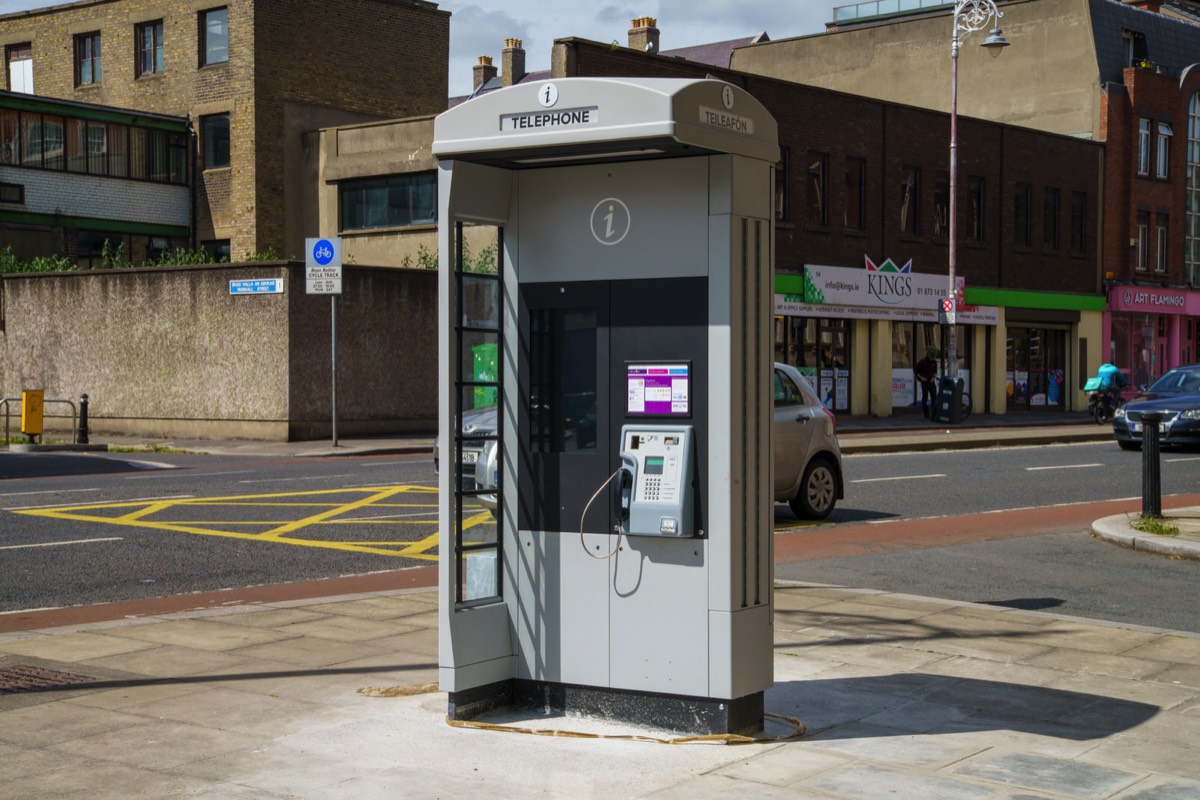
321, 18, 1105, 416
1, 89, 190, 264
732, 0, 1200, 387
1, 0, 449, 262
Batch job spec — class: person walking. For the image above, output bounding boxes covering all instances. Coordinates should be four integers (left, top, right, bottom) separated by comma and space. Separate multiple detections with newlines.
914, 349, 939, 419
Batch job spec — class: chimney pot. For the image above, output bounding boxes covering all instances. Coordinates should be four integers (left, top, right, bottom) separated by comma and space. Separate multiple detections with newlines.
502, 38, 526, 87
473, 55, 497, 90
628, 16, 660, 54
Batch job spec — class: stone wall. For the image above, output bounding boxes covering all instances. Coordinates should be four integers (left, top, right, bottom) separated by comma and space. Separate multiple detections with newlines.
0, 261, 436, 440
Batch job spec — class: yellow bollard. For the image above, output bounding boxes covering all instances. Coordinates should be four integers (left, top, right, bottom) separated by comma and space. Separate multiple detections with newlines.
21, 390, 44, 439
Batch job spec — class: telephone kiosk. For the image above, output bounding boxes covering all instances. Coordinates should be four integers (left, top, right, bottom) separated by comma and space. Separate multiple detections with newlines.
434, 78, 779, 736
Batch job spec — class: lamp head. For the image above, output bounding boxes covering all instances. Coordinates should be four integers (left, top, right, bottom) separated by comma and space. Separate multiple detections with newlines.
981, 27, 1009, 56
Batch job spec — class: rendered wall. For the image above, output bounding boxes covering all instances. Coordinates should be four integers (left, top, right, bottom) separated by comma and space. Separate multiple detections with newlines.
0, 262, 436, 440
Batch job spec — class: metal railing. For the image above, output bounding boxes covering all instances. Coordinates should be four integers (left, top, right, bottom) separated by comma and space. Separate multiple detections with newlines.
833, 0, 953, 24
1, 396, 77, 445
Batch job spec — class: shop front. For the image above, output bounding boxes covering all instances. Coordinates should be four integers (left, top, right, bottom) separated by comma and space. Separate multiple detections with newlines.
965, 287, 1107, 414
775, 262, 998, 417
1106, 284, 1200, 390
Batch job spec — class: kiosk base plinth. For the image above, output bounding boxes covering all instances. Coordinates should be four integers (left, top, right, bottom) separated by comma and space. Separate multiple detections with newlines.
447, 678, 765, 736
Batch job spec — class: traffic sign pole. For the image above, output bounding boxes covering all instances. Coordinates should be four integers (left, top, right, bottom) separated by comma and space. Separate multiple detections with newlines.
331, 295, 338, 448
306, 237, 343, 447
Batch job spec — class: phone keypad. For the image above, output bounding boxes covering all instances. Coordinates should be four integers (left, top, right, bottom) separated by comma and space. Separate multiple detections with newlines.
644, 476, 662, 501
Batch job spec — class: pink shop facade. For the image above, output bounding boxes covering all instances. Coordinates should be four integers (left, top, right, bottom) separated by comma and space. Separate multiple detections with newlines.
1106, 284, 1200, 389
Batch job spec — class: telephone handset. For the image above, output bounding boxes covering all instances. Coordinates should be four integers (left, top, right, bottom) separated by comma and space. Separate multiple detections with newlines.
614, 452, 637, 524
614, 424, 695, 537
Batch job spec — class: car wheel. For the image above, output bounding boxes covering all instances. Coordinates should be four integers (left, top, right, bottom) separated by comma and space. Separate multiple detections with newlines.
789, 457, 838, 520
1117, 440, 1141, 451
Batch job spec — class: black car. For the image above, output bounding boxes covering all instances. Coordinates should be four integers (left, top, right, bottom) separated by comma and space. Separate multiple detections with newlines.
1112, 364, 1200, 450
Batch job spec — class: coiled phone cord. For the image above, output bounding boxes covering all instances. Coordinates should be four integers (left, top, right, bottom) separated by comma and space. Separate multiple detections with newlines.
579, 466, 625, 560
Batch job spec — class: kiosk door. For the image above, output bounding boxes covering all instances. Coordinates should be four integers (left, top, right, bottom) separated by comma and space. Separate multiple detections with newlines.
519, 277, 708, 536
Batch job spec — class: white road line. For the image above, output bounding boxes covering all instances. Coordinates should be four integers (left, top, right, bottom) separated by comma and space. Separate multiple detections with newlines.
1166, 456, 1200, 463
850, 473, 947, 483
5, 494, 192, 511
0, 488, 100, 498
0, 537, 123, 550
238, 474, 355, 484
340, 511, 439, 521
1025, 463, 1104, 471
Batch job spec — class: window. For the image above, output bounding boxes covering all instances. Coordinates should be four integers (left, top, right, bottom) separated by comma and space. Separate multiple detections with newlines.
136, 20, 164, 76
1138, 118, 1151, 176
1187, 93, 1200, 285
1014, 182, 1032, 247
201, 113, 230, 168
1043, 187, 1060, 250
74, 32, 101, 86
0, 108, 16, 165
844, 156, 865, 231
0, 107, 182, 183
339, 172, 437, 230
806, 150, 828, 227
1156, 215, 1169, 272
933, 170, 949, 238
200, 8, 229, 66
900, 165, 920, 236
0, 182, 22, 204
1070, 191, 1087, 255
775, 147, 788, 222
202, 239, 231, 262
1123, 29, 1148, 67
1137, 211, 1149, 271
5, 43, 32, 93
1157, 122, 1172, 179
968, 175, 985, 243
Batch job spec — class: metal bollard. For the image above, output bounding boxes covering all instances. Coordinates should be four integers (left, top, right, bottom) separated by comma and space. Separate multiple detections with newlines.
77, 393, 89, 445
1141, 411, 1162, 518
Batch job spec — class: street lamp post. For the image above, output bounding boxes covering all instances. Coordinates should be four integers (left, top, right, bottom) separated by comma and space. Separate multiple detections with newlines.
947, 0, 1008, 382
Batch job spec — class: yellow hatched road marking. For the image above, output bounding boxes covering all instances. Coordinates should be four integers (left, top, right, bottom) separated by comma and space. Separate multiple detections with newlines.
12, 485, 449, 560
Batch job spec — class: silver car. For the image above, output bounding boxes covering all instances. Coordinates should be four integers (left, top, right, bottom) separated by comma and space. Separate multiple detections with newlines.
772, 362, 844, 519
437, 362, 845, 521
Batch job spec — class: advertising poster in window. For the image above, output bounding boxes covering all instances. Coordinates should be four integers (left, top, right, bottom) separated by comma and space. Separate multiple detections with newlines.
836, 369, 849, 410
892, 370, 915, 408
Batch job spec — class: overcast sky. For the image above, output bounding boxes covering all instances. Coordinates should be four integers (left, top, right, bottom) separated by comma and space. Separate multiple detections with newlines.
0, 0, 841, 97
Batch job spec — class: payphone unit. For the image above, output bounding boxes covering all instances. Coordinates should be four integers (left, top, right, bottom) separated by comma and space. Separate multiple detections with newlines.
617, 424, 694, 538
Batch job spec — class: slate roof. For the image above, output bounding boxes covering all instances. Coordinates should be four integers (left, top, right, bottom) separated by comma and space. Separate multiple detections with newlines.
1091, 0, 1200, 81
660, 33, 770, 69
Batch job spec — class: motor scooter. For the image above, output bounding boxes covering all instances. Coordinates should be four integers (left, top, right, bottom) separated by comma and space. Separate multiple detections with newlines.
1087, 388, 1121, 424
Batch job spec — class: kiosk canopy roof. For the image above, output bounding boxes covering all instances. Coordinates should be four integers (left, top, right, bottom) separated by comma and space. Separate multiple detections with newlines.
433, 77, 779, 167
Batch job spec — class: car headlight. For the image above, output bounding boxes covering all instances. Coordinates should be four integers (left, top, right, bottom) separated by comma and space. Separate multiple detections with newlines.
1114, 406, 1126, 419
1181, 409, 1200, 420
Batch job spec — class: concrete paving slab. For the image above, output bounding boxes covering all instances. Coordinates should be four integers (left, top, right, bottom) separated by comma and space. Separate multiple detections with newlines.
806, 761, 998, 800
0, 758, 196, 800
221, 634, 388, 667
0, 700, 147, 747
1112, 775, 1200, 799
82, 643, 258, 677
1021, 647, 1174, 681
101, 617, 299, 651
1083, 733, 1200, 781
711, 745, 845, 787
1122, 634, 1200, 664
0, 630, 157, 661
953, 751, 1144, 797
48, 719, 266, 770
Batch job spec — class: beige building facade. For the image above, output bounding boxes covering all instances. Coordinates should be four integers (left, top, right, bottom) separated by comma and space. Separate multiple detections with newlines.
1, 0, 449, 262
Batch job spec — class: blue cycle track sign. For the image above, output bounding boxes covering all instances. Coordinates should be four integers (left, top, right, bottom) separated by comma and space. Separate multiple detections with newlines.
305, 237, 342, 295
